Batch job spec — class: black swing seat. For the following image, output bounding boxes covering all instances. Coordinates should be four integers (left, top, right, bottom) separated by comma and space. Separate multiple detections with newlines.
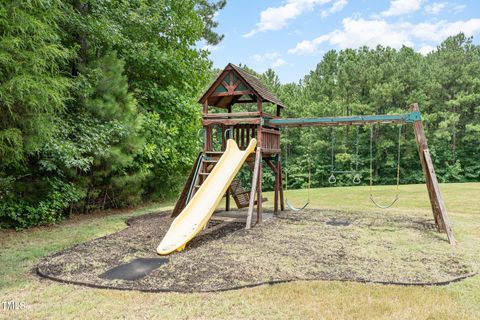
369, 194, 399, 209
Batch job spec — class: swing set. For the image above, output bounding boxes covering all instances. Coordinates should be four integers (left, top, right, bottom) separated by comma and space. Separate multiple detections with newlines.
272, 106, 455, 245
182, 63, 455, 246
284, 123, 403, 211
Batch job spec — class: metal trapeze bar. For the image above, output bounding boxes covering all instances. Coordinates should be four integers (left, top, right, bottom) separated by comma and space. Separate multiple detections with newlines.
330, 170, 370, 174
266, 111, 422, 127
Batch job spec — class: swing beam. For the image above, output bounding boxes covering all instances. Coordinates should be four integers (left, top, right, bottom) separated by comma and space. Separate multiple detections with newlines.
265, 111, 421, 127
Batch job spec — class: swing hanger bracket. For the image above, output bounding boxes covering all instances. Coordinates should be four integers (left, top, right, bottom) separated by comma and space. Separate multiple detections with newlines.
404, 111, 421, 123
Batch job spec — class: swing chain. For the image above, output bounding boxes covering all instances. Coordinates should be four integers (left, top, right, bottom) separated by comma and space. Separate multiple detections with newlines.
329, 127, 336, 183
369, 124, 402, 209
284, 127, 311, 211
330, 125, 362, 184
352, 125, 362, 184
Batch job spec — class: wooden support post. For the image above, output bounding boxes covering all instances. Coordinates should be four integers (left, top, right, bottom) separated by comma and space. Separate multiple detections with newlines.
225, 189, 230, 211
265, 159, 279, 214
257, 99, 263, 113
246, 159, 255, 172
256, 100, 263, 224
256, 153, 263, 224
274, 158, 279, 213
246, 147, 261, 229
205, 125, 213, 151
274, 164, 279, 214
203, 100, 208, 114
423, 149, 455, 243
278, 160, 285, 211
411, 103, 456, 245
221, 124, 226, 150
202, 100, 210, 153
411, 104, 441, 228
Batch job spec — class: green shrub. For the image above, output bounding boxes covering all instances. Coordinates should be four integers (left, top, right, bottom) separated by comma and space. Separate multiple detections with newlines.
0, 181, 81, 229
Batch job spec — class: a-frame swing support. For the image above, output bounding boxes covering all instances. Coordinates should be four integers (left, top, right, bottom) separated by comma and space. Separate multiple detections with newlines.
266, 103, 456, 245
410, 103, 456, 245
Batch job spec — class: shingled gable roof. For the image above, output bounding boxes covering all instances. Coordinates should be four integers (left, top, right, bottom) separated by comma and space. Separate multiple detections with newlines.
198, 63, 285, 108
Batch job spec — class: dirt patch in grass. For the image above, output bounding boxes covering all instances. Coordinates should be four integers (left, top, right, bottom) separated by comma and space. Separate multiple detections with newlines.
36, 209, 476, 292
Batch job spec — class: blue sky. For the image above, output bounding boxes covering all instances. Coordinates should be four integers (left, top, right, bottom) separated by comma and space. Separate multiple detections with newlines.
203, 0, 480, 83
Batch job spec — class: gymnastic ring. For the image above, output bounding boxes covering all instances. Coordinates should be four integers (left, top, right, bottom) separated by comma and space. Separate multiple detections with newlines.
352, 173, 361, 185
328, 173, 336, 184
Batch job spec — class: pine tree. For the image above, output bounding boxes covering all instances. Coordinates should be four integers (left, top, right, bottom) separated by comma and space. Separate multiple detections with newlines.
0, 0, 72, 171
51, 51, 145, 212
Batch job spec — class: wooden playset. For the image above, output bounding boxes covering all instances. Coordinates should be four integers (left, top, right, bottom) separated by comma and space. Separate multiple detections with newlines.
168, 63, 455, 248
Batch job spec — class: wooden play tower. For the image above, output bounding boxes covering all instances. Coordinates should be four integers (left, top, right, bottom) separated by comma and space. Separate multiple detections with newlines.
171, 63, 455, 245
172, 63, 286, 227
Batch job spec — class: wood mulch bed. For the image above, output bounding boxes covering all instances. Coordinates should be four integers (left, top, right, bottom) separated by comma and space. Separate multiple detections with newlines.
36, 209, 476, 292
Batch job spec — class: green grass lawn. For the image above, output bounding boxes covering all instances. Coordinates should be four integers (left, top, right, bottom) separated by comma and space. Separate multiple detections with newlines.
1, 183, 479, 319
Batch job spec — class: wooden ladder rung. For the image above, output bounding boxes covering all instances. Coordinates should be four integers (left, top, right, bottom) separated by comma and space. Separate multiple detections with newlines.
203, 159, 218, 163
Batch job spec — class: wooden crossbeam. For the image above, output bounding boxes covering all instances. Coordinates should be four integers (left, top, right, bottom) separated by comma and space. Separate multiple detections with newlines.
203, 112, 260, 119
211, 90, 253, 97
203, 118, 261, 126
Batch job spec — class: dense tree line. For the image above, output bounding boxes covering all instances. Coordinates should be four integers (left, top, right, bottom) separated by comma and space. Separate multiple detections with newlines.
0, 0, 225, 228
1, 1, 478, 229
256, 34, 480, 191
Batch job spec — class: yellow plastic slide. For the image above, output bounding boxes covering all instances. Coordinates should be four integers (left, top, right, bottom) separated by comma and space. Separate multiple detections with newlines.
157, 138, 257, 255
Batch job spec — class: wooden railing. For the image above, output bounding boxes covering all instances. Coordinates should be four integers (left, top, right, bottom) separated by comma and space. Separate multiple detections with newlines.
219, 124, 280, 153
231, 124, 256, 150
261, 128, 280, 152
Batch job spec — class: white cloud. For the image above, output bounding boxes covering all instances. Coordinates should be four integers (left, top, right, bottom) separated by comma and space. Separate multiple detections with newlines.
272, 58, 287, 68
425, 2, 446, 15
453, 4, 466, 13
289, 18, 412, 54
253, 52, 281, 63
418, 45, 436, 55
252, 54, 263, 62
244, 0, 332, 37
288, 36, 329, 54
425, 2, 466, 15
288, 17, 480, 55
381, 0, 423, 17
252, 52, 287, 69
321, 0, 348, 18
411, 19, 480, 42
